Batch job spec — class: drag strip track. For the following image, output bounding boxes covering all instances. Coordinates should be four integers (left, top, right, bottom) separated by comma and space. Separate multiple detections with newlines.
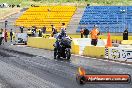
0, 47, 81, 88
0, 50, 13, 57
0, 46, 132, 88
0, 47, 36, 57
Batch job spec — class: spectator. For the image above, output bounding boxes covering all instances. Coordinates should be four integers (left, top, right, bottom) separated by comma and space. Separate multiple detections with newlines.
0, 29, 4, 45
5, 20, 8, 29
0, 28, 2, 34
8, 4, 11, 7
83, 28, 89, 38
51, 25, 57, 37
42, 26, 46, 34
12, 4, 15, 8
4, 29, 8, 42
10, 29, 13, 42
20, 26, 24, 33
31, 4, 35, 7
90, 25, 100, 46
27, 29, 32, 37
123, 27, 128, 40
32, 26, 37, 37
61, 23, 66, 32
33, 26, 37, 33
38, 29, 42, 37
17, 4, 20, 7
80, 28, 84, 38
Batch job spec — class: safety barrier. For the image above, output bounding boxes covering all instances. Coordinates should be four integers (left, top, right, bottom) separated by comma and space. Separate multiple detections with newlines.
71, 39, 80, 54
27, 37, 132, 62
108, 47, 132, 62
66, 34, 132, 41
121, 40, 132, 45
42, 34, 51, 38
99, 36, 132, 41
27, 37, 55, 50
83, 46, 105, 58
27, 37, 80, 54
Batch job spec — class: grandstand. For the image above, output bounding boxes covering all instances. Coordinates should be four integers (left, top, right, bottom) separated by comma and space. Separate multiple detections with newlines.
77, 6, 132, 33
15, 6, 77, 32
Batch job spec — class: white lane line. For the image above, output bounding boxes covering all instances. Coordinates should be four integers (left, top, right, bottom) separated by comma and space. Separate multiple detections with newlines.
72, 54, 132, 66
127, 64, 132, 66
28, 51, 132, 66
114, 62, 120, 64
92, 58, 97, 60
120, 63, 127, 65
109, 61, 115, 63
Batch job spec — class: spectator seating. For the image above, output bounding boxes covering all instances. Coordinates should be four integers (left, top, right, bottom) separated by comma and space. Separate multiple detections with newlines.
15, 6, 76, 32
77, 6, 132, 32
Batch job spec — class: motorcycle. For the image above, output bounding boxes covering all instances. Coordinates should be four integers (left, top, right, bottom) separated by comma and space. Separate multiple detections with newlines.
54, 36, 72, 60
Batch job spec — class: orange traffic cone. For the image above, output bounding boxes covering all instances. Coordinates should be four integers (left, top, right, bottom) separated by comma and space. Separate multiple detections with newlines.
106, 32, 112, 47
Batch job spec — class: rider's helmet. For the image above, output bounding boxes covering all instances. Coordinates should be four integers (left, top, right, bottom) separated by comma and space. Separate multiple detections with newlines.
60, 29, 66, 37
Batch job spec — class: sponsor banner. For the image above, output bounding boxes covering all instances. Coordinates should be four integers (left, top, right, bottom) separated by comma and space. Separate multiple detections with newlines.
76, 67, 131, 85
84, 74, 130, 83
109, 47, 132, 62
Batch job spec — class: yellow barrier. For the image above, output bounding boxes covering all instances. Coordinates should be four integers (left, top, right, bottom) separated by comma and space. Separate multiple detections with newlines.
71, 40, 80, 54
27, 37, 80, 54
99, 35, 132, 41
27, 37, 55, 50
83, 46, 105, 58
69, 34, 81, 38
42, 34, 51, 38
68, 34, 132, 40
121, 40, 132, 45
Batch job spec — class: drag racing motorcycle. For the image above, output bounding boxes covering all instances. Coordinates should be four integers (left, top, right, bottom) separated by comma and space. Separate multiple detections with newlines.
53, 36, 72, 60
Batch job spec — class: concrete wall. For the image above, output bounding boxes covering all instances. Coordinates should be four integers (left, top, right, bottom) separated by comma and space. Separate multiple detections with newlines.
83, 46, 105, 58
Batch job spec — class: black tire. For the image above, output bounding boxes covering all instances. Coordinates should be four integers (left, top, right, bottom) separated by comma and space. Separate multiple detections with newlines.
54, 48, 57, 59
65, 48, 71, 60
56, 53, 60, 59
54, 48, 60, 59
0, 38, 2, 45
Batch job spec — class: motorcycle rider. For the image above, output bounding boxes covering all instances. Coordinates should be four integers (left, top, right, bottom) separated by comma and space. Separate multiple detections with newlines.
54, 26, 72, 59
54, 30, 66, 59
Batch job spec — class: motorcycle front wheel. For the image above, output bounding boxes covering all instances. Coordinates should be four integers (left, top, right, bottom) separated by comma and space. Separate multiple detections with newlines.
65, 48, 71, 60
54, 48, 60, 59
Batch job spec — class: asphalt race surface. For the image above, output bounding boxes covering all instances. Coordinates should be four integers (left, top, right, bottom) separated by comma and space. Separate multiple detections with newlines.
0, 45, 132, 88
